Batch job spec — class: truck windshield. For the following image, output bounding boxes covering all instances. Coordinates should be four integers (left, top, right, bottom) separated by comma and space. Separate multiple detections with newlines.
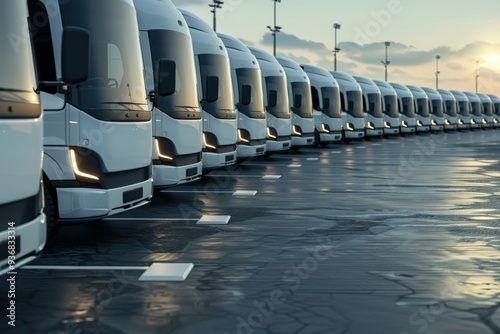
235, 68, 265, 119
0, 1, 40, 118
265, 76, 290, 119
60, 0, 149, 121
458, 101, 470, 116
470, 101, 482, 116
148, 30, 200, 119
198, 54, 235, 119
366, 93, 383, 117
431, 100, 443, 117
482, 102, 493, 116
321, 87, 341, 118
416, 98, 429, 117
401, 97, 415, 117
383, 95, 399, 118
346, 91, 363, 118
445, 100, 457, 116
291, 82, 313, 118
494, 103, 500, 115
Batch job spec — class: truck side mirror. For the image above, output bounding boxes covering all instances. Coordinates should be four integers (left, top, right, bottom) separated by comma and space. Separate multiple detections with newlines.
61, 27, 90, 84
158, 59, 176, 96
241, 84, 251, 106
205, 76, 219, 103
268, 90, 277, 107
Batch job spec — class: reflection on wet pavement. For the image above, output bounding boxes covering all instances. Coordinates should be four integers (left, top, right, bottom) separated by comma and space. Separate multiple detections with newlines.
1, 131, 500, 334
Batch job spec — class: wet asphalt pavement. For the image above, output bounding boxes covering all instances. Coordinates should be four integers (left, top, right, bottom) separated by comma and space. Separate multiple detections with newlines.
2, 129, 500, 334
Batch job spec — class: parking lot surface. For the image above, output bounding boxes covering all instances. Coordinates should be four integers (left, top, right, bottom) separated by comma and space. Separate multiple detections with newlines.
2, 130, 500, 334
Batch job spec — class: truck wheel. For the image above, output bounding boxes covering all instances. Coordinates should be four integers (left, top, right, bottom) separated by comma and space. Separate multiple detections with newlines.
342, 130, 350, 143
312, 130, 320, 148
43, 185, 60, 238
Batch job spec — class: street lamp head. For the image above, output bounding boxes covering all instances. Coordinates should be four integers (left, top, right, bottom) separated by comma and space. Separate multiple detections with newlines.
436, 55, 441, 60
275, 25, 282, 30
385, 41, 390, 47
334, 23, 341, 29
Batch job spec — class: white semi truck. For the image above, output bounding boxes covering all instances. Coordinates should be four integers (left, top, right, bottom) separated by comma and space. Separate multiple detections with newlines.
29, 0, 154, 233
218, 34, 267, 159
180, 9, 238, 169
248, 47, 292, 154
134, 0, 203, 187
302, 65, 343, 146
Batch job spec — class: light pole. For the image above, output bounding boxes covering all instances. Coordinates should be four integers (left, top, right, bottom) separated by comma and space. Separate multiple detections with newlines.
209, 0, 224, 32
476, 60, 479, 93
268, 0, 282, 56
267, 25, 282, 56
381, 41, 390, 81
435, 55, 440, 90
333, 23, 341, 71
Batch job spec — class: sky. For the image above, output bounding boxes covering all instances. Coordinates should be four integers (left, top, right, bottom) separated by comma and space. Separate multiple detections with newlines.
171, 0, 500, 94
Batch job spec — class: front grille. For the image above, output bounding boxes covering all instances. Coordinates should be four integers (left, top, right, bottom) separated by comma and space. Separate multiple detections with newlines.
217, 144, 237, 154
248, 139, 266, 146
300, 132, 315, 138
101, 166, 150, 189
276, 135, 291, 142
174, 152, 202, 167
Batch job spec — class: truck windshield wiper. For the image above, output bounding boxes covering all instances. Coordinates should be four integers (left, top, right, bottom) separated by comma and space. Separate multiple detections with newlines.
0, 88, 32, 93
0, 88, 34, 103
101, 101, 147, 110
174, 105, 199, 111
101, 101, 147, 105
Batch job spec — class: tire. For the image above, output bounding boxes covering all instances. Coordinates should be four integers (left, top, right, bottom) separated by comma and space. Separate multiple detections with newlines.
342, 130, 350, 143
312, 130, 320, 148
43, 184, 60, 238
364, 129, 371, 141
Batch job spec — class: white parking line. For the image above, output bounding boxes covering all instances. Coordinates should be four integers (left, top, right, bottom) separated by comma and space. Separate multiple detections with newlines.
233, 190, 257, 196
331, 151, 342, 154
306, 158, 319, 161
23, 263, 195, 282
161, 190, 235, 194
196, 215, 231, 225
357, 146, 366, 149
207, 174, 265, 178
262, 175, 282, 179
372, 143, 382, 146
22, 265, 149, 270
139, 263, 194, 282
288, 164, 302, 168
242, 163, 295, 167
103, 218, 198, 221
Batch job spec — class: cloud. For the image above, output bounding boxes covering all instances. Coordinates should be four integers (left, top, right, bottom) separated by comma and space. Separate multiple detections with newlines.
275, 52, 311, 66
171, 0, 206, 6
261, 32, 330, 55
339, 41, 500, 68
447, 62, 466, 71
